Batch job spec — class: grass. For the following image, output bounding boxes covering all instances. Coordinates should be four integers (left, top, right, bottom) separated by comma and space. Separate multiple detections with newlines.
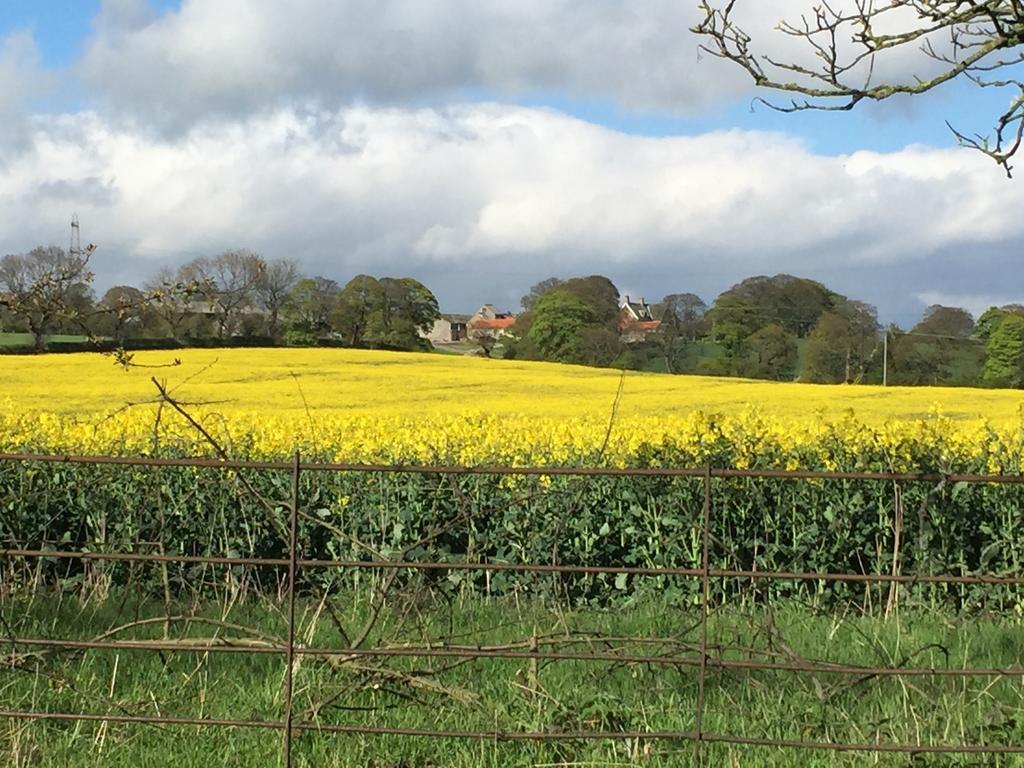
0, 333, 89, 348
3, 587, 1024, 767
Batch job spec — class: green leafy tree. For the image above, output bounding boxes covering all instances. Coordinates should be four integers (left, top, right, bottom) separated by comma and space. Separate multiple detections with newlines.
914, 305, 975, 339
511, 275, 621, 365
738, 323, 797, 381
976, 307, 1007, 341
707, 274, 833, 338
284, 276, 339, 344
332, 275, 382, 347
333, 275, 440, 350
366, 277, 441, 350
561, 275, 620, 330
981, 314, 1024, 388
891, 305, 982, 385
976, 306, 1024, 341
520, 277, 565, 312
803, 303, 879, 384
525, 289, 599, 363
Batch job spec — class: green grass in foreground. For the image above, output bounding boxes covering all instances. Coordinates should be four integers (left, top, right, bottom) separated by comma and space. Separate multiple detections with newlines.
3, 591, 1024, 767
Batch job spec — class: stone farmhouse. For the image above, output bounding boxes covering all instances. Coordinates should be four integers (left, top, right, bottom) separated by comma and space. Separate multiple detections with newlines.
424, 297, 664, 349
467, 304, 517, 340
423, 314, 471, 344
422, 304, 518, 346
619, 295, 661, 343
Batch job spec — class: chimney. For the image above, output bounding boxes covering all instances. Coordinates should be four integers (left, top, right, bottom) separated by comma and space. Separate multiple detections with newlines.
638, 296, 645, 305
624, 294, 630, 304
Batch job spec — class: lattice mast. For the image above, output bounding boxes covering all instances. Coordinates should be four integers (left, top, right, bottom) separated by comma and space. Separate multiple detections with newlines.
69, 213, 97, 258
70, 213, 81, 257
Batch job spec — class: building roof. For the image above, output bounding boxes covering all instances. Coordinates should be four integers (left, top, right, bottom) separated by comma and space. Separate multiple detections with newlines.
471, 316, 517, 330
619, 318, 661, 333
441, 313, 471, 323
621, 295, 655, 322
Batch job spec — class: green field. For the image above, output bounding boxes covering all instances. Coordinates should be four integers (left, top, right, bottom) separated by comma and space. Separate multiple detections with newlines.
3, 590, 1023, 767
0, 332, 90, 347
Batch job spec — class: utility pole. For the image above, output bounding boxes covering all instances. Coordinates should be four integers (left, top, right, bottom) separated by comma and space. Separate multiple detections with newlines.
882, 329, 888, 387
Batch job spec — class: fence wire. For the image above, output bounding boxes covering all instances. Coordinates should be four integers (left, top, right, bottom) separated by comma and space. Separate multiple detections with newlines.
1, 450, 1022, 765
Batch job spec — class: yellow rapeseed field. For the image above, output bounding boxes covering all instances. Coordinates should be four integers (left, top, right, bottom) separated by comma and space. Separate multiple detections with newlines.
1, 348, 1023, 469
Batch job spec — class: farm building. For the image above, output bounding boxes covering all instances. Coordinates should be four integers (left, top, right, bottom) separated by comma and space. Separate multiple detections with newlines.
619, 295, 661, 342
468, 305, 517, 339
424, 314, 471, 344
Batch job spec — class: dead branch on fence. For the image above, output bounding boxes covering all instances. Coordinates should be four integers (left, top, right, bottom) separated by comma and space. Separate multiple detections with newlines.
148, 377, 291, 544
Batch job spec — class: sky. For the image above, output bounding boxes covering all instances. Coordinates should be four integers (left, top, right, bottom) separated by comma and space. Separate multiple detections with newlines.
1, 0, 1022, 327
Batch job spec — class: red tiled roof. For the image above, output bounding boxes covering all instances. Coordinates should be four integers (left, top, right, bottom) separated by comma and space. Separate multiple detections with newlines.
472, 317, 517, 330
619, 318, 661, 332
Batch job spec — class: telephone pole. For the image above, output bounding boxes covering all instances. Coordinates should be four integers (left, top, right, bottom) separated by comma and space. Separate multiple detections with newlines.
882, 329, 888, 387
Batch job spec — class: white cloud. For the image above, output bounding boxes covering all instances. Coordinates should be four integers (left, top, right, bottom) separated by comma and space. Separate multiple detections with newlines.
75, 0, 869, 128
0, 31, 52, 152
1, 102, 1021, 317
72, 0, 977, 130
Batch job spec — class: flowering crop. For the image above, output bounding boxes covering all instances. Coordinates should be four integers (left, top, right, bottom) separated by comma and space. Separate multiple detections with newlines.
1, 348, 1023, 472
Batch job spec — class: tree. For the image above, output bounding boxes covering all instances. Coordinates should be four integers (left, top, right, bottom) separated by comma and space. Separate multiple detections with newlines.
803, 303, 880, 383
473, 330, 499, 358
693, 2, 1024, 174
981, 313, 1024, 387
332, 275, 441, 351
332, 275, 381, 347
577, 327, 625, 367
561, 275, 621, 330
656, 292, 708, 341
525, 289, 600, 363
707, 274, 834, 338
283, 276, 339, 344
255, 259, 300, 339
914, 305, 975, 339
891, 305, 982, 385
96, 285, 156, 343
516, 275, 619, 340
976, 305, 1024, 340
368, 277, 441, 349
520, 277, 565, 312
0, 245, 94, 351
738, 323, 798, 381
144, 267, 206, 341
179, 250, 266, 339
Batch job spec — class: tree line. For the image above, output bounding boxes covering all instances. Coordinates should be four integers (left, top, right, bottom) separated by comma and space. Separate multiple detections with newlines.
2, 243, 1022, 388
506, 273, 1024, 389
0, 247, 440, 353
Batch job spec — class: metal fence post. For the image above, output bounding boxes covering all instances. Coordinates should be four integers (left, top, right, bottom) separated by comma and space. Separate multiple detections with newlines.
283, 451, 300, 768
693, 464, 713, 766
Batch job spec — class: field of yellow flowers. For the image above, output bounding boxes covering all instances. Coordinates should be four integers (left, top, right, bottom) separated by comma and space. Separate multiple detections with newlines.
2, 347, 1023, 470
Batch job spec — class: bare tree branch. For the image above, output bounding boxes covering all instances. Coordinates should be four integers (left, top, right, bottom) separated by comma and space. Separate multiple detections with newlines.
693, 0, 1024, 175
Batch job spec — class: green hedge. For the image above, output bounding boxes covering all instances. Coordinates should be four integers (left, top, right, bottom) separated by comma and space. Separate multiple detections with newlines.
0, 336, 283, 354
2, 459, 1021, 610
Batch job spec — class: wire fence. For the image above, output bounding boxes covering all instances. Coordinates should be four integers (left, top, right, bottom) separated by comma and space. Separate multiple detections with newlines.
1, 451, 1023, 765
